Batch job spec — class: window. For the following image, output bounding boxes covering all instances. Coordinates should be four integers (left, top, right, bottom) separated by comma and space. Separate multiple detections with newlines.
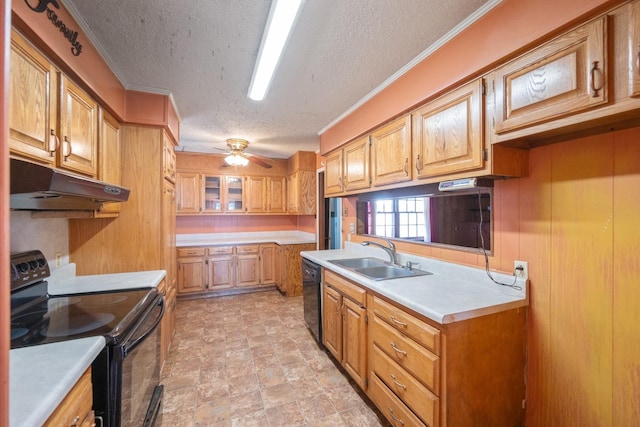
369, 197, 425, 240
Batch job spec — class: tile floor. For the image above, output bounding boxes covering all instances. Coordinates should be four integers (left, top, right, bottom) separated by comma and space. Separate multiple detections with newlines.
159, 290, 390, 427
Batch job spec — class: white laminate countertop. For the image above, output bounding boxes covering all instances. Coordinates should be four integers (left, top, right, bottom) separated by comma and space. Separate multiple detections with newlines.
302, 242, 528, 325
176, 231, 316, 247
10, 337, 105, 427
47, 263, 166, 294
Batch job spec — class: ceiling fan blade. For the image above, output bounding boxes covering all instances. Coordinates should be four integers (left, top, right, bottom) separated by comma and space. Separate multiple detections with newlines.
247, 155, 272, 168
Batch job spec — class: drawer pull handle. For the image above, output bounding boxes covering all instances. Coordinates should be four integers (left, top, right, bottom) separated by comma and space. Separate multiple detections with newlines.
390, 374, 407, 390
387, 407, 405, 425
389, 315, 407, 327
390, 342, 407, 357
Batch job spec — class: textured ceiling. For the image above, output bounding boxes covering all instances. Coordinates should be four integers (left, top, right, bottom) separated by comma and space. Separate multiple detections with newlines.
62, 0, 492, 159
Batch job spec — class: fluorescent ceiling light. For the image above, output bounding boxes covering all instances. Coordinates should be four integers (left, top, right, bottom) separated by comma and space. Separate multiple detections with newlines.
248, 0, 304, 101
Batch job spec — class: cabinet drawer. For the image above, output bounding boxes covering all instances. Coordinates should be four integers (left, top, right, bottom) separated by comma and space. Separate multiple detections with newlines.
369, 372, 428, 427
324, 269, 366, 306
207, 246, 234, 255
177, 247, 205, 257
44, 368, 93, 427
372, 343, 439, 427
236, 245, 259, 254
373, 296, 440, 355
372, 316, 440, 393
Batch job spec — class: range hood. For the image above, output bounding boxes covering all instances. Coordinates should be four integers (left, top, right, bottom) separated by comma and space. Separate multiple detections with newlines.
10, 158, 130, 210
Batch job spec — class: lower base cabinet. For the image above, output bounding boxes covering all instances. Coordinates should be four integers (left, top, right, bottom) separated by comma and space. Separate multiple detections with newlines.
159, 279, 176, 367
322, 269, 368, 390
44, 368, 94, 427
320, 269, 527, 427
177, 244, 278, 295
276, 243, 316, 296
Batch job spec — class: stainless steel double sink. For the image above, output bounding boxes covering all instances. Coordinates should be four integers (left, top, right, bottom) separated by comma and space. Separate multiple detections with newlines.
328, 257, 432, 281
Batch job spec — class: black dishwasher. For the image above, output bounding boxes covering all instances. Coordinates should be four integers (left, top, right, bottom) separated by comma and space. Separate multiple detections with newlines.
302, 258, 323, 347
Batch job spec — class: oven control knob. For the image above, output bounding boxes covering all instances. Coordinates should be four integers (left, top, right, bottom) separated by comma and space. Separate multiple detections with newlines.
17, 262, 29, 273
28, 260, 38, 269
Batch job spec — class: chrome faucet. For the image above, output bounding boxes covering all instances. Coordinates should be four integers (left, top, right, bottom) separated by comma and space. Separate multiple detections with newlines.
361, 239, 398, 265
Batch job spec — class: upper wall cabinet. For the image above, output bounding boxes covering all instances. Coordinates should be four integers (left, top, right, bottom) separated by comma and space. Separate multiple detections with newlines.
371, 115, 412, 186
324, 136, 370, 196
10, 30, 99, 177
413, 78, 484, 178
9, 30, 58, 167
96, 109, 121, 216
494, 17, 607, 134
59, 76, 99, 176
630, 1, 640, 97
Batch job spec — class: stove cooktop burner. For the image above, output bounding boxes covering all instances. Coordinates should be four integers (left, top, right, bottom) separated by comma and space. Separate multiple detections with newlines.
44, 313, 116, 337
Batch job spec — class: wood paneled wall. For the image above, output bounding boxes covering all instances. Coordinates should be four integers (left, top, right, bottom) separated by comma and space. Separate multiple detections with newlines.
344, 126, 640, 425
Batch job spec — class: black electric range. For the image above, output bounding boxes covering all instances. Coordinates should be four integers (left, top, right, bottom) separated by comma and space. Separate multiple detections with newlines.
10, 250, 165, 427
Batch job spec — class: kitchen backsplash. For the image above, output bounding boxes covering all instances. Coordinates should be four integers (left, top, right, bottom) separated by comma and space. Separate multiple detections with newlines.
10, 211, 69, 266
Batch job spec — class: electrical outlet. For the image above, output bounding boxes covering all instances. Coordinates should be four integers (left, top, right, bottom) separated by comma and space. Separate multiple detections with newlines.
349, 223, 355, 233
514, 260, 528, 280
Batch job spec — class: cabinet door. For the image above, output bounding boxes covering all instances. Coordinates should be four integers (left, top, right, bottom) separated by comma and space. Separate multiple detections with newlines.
268, 176, 287, 213
371, 115, 412, 186
225, 176, 244, 212
162, 181, 177, 294
163, 134, 176, 183
343, 136, 371, 192
324, 150, 344, 195
494, 17, 606, 133
176, 173, 202, 214
177, 257, 206, 294
342, 297, 368, 389
236, 253, 259, 287
630, 1, 640, 97
287, 172, 299, 213
59, 76, 98, 177
322, 285, 343, 360
202, 175, 222, 213
207, 255, 234, 290
260, 244, 276, 285
413, 78, 484, 178
9, 30, 58, 165
298, 171, 316, 215
97, 109, 121, 215
245, 176, 267, 213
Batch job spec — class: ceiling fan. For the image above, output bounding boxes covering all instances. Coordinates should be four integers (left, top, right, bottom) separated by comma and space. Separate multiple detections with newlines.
214, 139, 272, 169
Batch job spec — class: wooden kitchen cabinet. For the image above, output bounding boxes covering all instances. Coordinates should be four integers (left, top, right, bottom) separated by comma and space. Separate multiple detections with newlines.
322, 269, 368, 390
287, 170, 316, 214
324, 149, 344, 195
371, 114, 412, 186
176, 172, 202, 214
236, 245, 260, 287
245, 175, 267, 213
58, 75, 99, 177
276, 243, 316, 296
163, 134, 177, 183
629, 0, 640, 97
267, 176, 287, 213
44, 368, 94, 427
494, 17, 607, 134
96, 109, 122, 216
9, 29, 58, 167
259, 244, 277, 285
225, 176, 244, 212
10, 30, 99, 178
207, 247, 235, 290
324, 136, 370, 195
368, 294, 526, 427
343, 136, 371, 191
413, 78, 484, 178
177, 255, 207, 294
158, 279, 176, 367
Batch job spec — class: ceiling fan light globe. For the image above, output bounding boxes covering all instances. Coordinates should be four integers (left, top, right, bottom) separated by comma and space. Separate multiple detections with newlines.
225, 153, 249, 166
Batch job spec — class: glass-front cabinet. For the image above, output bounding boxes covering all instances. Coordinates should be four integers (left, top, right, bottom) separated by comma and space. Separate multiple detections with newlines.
203, 175, 222, 212
225, 176, 244, 212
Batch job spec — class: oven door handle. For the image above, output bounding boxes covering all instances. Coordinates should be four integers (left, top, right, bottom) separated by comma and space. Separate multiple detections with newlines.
123, 297, 165, 357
